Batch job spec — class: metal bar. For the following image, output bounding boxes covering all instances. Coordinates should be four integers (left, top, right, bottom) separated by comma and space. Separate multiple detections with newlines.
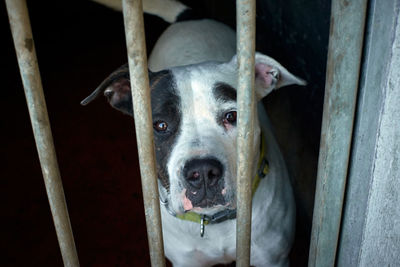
5, 0, 80, 266
121, 1, 166, 266
235, 0, 256, 266
308, 0, 368, 266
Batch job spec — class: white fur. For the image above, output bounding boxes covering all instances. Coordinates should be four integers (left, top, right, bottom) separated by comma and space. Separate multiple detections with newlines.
148, 20, 236, 71
149, 19, 297, 266
167, 63, 239, 214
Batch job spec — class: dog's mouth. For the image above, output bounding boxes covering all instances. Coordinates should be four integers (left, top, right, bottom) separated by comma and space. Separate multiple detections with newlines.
181, 187, 231, 212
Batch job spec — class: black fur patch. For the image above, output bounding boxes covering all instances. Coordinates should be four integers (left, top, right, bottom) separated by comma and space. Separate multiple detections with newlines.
150, 70, 181, 190
82, 66, 181, 191
213, 82, 236, 103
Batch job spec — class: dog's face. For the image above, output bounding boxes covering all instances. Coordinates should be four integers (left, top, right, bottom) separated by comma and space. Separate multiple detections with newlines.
82, 53, 305, 216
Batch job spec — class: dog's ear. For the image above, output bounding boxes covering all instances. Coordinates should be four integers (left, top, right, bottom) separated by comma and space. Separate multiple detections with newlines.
254, 53, 306, 99
81, 64, 155, 116
227, 53, 306, 100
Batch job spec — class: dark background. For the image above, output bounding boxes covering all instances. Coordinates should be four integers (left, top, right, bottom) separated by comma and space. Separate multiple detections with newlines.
1, 0, 330, 266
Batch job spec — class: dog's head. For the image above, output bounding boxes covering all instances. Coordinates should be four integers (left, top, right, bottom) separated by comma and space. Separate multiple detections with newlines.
82, 52, 305, 216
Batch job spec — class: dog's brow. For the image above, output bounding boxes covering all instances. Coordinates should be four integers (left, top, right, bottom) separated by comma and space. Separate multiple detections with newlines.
213, 82, 236, 102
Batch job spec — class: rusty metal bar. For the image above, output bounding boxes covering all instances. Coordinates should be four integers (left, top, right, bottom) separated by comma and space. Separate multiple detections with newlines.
5, 0, 79, 266
235, 0, 256, 266
308, 0, 368, 266
121, 0, 166, 266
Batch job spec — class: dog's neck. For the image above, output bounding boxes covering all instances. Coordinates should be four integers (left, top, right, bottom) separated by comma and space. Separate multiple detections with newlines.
159, 132, 269, 237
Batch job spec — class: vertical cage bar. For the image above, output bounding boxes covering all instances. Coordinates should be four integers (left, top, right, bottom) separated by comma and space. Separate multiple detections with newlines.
308, 0, 368, 266
5, 0, 80, 266
235, 0, 256, 266
121, 0, 166, 266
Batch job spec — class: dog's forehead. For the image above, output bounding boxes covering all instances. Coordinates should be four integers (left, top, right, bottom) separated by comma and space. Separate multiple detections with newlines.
171, 62, 237, 111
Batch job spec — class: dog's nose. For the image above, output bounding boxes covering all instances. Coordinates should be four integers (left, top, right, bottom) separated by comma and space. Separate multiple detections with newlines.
183, 158, 223, 189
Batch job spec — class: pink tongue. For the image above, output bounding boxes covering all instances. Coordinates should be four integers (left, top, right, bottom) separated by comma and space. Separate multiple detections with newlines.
183, 195, 193, 211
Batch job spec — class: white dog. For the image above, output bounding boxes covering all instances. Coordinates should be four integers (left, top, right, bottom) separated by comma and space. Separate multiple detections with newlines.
83, 0, 305, 266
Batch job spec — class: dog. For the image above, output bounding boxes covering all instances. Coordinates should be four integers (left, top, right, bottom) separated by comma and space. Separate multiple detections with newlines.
82, 0, 306, 266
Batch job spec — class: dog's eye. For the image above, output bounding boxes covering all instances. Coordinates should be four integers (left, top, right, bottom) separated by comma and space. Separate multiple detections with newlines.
154, 120, 168, 132
223, 111, 237, 124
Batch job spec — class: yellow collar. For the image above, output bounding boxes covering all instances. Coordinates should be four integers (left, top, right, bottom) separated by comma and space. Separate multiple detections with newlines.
175, 133, 269, 236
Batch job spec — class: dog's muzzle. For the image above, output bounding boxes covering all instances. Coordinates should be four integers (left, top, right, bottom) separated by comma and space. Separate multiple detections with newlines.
182, 157, 226, 209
